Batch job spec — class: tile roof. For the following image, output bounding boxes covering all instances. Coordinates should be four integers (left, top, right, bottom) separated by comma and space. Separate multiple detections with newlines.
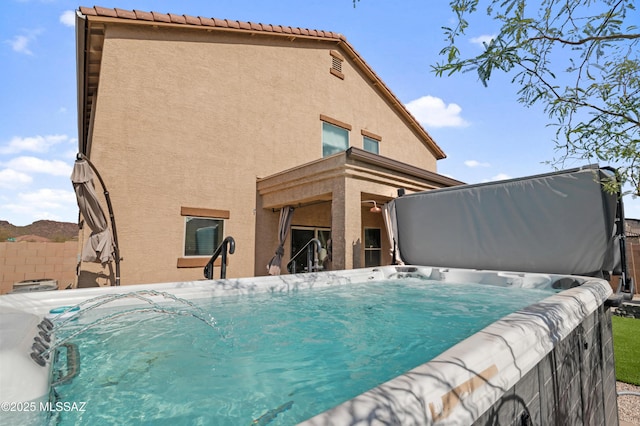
78, 6, 346, 41
77, 6, 446, 159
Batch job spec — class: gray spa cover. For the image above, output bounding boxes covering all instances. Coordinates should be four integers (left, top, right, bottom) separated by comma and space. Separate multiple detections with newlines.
391, 167, 620, 276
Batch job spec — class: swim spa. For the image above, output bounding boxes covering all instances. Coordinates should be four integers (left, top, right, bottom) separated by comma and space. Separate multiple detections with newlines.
0, 265, 618, 425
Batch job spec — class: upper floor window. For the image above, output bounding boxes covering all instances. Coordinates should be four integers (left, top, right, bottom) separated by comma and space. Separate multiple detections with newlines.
322, 121, 350, 157
363, 136, 379, 154
361, 130, 381, 155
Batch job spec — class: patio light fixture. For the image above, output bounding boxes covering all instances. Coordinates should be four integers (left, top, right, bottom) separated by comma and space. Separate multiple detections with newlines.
362, 200, 382, 213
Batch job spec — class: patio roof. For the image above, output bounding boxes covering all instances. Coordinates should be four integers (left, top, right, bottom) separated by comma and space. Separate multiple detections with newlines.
257, 147, 463, 209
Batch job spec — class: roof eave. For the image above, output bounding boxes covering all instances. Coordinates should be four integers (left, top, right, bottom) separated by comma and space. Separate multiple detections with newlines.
336, 40, 447, 160
347, 148, 462, 187
75, 10, 87, 155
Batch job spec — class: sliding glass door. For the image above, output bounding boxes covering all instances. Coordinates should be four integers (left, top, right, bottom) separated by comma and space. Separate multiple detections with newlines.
290, 227, 331, 273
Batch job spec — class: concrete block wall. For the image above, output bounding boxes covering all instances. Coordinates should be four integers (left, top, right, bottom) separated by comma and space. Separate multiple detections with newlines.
0, 241, 78, 295
472, 306, 618, 426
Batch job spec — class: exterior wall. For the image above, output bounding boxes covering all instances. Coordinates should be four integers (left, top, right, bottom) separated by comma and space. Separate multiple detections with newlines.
0, 241, 77, 294
87, 24, 440, 285
472, 306, 618, 426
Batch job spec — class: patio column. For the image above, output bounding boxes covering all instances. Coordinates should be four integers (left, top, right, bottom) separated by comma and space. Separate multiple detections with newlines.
331, 179, 361, 270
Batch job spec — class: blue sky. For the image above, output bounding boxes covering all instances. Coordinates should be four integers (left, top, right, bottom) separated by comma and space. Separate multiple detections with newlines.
1, 0, 638, 226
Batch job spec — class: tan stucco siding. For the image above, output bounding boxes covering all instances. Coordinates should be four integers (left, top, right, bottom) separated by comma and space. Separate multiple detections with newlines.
87, 24, 439, 284
320, 57, 438, 169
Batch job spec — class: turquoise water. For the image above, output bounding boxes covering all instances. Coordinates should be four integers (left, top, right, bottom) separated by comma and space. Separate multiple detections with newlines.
50, 279, 555, 425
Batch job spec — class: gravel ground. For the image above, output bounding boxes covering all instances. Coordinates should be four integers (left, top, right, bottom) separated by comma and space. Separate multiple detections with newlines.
617, 381, 640, 425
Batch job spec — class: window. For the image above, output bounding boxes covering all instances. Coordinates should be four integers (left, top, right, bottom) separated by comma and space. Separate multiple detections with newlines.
178, 207, 230, 268
361, 130, 381, 155
363, 136, 379, 154
364, 228, 382, 267
322, 122, 349, 157
184, 217, 224, 256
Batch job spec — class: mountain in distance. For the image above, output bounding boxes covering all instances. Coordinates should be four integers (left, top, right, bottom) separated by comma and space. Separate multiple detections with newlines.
0, 220, 78, 242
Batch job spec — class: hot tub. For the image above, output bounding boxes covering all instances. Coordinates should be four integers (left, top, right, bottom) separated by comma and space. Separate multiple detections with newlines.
0, 265, 618, 425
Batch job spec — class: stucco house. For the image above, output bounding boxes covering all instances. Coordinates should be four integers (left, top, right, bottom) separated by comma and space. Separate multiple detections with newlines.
74, 6, 462, 287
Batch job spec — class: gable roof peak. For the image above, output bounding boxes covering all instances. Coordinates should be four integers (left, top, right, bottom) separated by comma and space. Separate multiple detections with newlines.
76, 6, 446, 159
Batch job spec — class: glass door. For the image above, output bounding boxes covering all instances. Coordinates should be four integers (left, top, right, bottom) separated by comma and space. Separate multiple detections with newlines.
364, 228, 382, 267
290, 227, 331, 273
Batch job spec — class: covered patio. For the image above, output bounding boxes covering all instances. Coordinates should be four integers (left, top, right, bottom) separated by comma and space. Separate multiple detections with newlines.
255, 148, 462, 275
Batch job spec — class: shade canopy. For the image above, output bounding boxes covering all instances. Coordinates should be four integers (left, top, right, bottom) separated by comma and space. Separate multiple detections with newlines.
71, 159, 115, 264
390, 166, 623, 277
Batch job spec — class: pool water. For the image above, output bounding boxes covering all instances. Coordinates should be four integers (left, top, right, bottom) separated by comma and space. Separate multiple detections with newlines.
50, 279, 556, 425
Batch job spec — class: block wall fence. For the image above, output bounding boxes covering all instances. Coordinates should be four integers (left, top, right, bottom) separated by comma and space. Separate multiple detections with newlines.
0, 241, 78, 295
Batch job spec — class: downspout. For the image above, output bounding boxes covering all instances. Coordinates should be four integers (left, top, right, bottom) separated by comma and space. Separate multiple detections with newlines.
75, 9, 88, 155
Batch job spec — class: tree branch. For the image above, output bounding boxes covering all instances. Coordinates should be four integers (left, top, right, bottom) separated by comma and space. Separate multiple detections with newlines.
517, 62, 640, 127
529, 33, 640, 45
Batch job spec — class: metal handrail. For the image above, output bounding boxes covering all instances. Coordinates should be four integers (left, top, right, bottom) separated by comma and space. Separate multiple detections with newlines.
286, 238, 321, 274
203, 236, 236, 279
51, 343, 80, 385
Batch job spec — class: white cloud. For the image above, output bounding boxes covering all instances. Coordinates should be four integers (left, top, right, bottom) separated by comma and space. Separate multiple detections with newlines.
5, 29, 43, 55
486, 173, 512, 182
60, 10, 75, 27
5, 156, 73, 176
0, 168, 32, 188
405, 95, 469, 128
18, 188, 77, 209
8, 35, 32, 54
1, 188, 76, 218
465, 160, 490, 168
63, 149, 79, 160
1, 188, 77, 225
1, 134, 69, 154
470, 34, 496, 47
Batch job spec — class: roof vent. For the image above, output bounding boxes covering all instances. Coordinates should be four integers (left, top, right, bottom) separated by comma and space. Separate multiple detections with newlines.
332, 56, 342, 73
330, 50, 344, 79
